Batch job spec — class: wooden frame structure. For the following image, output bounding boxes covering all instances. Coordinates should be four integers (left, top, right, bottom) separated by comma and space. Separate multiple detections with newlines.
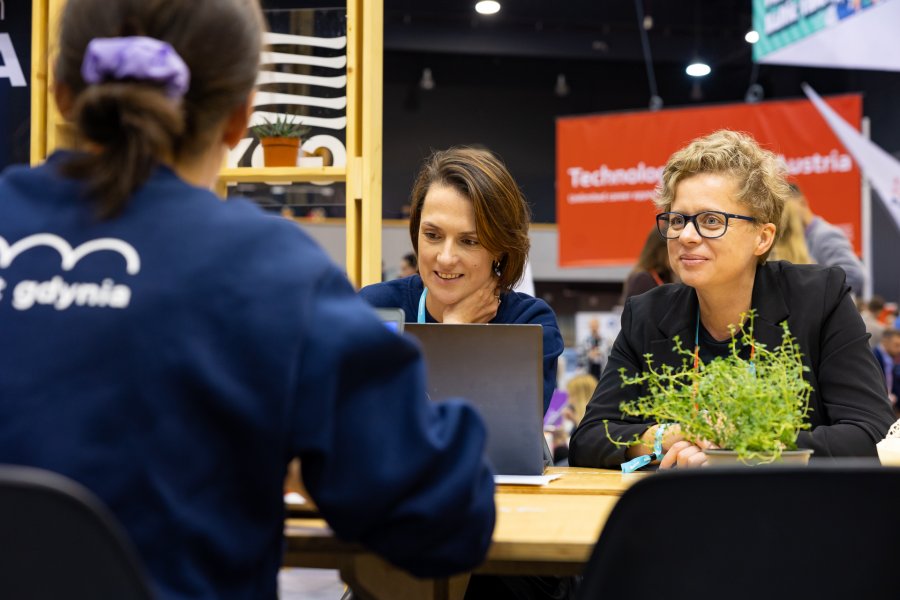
30, 0, 383, 288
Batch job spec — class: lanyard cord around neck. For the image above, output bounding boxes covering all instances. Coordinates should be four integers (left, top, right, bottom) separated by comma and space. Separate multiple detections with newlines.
417, 288, 428, 323
693, 306, 756, 406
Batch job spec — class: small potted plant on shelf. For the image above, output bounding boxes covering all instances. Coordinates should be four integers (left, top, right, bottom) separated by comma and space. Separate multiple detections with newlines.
251, 115, 311, 167
609, 311, 814, 465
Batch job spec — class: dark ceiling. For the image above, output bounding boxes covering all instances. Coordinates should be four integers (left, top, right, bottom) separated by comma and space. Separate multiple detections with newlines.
261, 1, 791, 110
382, 0, 752, 66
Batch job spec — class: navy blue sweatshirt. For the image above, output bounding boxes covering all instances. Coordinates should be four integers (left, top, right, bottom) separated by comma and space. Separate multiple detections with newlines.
0, 153, 496, 599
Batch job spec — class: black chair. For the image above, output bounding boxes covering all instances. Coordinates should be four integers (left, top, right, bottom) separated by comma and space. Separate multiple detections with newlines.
0, 465, 153, 599
577, 465, 900, 600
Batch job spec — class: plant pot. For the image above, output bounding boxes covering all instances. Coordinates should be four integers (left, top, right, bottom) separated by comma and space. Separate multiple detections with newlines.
704, 448, 814, 467
260, 137, 300, 167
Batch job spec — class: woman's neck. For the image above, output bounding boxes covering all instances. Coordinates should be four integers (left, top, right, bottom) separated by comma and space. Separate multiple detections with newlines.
423, 286, 445, 323
696, 272, 756, 341
171, 142, 227, 190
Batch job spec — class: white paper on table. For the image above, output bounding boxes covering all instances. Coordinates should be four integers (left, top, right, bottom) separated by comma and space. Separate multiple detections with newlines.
494, 474, 564, 486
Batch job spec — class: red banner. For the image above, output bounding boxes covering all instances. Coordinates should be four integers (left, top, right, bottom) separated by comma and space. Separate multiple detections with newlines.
556, 95, 863, 266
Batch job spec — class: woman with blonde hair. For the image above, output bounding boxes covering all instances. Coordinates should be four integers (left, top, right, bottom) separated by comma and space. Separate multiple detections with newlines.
570, 129, 893, 470
769, 195, 813, 264
564, 373, 600, 428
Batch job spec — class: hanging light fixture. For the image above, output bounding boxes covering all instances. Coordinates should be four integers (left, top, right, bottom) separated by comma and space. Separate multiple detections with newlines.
686, 62, 711, 77
475, 1, 501, 15
419, 67, 435, 91
685, 2, 710, 79
554, 74, 570, 97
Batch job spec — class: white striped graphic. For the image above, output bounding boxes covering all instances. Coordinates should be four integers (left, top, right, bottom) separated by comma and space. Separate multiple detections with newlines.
229, 20, 348, 170
264, 32, 347, 50
256, 70, 347, 89
260, 51, 346, 70
253, 91, 346, 110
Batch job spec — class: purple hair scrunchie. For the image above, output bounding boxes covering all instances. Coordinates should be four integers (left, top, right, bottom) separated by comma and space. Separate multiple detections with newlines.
81, 36, 190, 99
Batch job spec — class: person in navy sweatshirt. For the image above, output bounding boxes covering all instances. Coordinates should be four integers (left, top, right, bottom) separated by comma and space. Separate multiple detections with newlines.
0, 1, 495, 598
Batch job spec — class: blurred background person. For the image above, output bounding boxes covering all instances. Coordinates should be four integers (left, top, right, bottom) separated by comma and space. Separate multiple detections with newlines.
621, 228, 674, 302
397, 251, 417, 278
578, 318, 608, 380
790, 183, 866, 296
877, 302, 898, 327
861, 295, 887, 349
769, 195, 813, 264
874, 329, 900, 410
561, 373, 599, 436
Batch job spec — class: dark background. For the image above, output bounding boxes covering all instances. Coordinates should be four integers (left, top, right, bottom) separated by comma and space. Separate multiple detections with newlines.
0, 0, 32, 167
5, 1, 898, 300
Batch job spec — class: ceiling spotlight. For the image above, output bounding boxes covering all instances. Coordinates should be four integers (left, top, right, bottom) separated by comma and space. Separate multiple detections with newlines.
419, 67, 435, 91
554, 74, 570, 97
686, 62, 711, 77
475, 1, 501, 15
745, 30, 760, 44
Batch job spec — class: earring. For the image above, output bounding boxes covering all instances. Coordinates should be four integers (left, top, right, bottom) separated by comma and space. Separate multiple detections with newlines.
493, 261, 502, 277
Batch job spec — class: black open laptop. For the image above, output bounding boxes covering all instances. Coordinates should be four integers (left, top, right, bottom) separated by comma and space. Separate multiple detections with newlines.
404, 323, 547, 476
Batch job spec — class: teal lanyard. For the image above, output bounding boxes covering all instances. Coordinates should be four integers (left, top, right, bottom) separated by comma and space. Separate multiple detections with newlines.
417, 288, 428, 323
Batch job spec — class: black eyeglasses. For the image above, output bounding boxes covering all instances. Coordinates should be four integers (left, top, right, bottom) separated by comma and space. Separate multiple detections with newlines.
656, 211, 755, 240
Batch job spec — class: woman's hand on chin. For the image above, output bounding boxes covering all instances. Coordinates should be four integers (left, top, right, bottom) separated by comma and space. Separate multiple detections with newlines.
442, 280, 502, 324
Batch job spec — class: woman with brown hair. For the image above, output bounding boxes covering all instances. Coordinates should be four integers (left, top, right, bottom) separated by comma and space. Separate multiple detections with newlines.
360, 146, 564, 414
0, 1, 497, 596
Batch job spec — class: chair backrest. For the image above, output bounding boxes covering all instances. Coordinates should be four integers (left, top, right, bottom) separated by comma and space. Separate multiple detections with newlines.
577, 465, 900, 600
0, 464, 153, 599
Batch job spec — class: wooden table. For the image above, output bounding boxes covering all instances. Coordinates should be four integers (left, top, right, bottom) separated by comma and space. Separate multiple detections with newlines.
283, 468, 644, 600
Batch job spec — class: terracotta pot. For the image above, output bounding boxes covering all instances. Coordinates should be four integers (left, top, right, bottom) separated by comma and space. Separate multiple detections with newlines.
260, 137, 300, 167
704, 448, 814, 467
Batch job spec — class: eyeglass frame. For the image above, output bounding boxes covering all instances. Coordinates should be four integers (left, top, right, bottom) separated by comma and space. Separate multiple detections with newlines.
655, 210, 756, 240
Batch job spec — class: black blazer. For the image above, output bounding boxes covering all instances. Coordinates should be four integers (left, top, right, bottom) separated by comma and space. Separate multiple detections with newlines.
569, 262, 895, 469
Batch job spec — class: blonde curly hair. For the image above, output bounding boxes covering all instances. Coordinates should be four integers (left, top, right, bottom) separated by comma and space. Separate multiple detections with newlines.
655, 130, 791, 263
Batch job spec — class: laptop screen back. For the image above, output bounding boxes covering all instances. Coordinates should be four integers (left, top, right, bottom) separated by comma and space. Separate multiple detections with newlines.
404, 323, 545, 475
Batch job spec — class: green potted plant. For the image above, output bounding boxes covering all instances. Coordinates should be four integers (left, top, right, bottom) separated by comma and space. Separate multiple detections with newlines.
251, 115, 311, 167
609, 311, 814, 465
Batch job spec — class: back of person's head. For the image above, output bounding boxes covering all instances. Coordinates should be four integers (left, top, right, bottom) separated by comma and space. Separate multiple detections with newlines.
566, 373, 599, 427
769, 195, 813, 264
407, 146, 531, 292
635, 228, 670, 277
655, 129, 790, 263
55, 0, 265, 218
869, 295, 886, 314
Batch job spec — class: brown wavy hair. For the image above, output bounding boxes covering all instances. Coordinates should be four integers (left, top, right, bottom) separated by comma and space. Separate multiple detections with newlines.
408, 147, 532, 292
655, 130, 790, 263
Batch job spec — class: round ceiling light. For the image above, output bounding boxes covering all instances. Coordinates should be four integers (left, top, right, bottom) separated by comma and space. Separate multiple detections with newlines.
686, 62, 711, 77
475, 1, 501, 15
745, 30, 760, 44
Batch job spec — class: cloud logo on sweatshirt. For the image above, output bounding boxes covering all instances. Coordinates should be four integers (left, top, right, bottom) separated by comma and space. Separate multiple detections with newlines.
0, 233, 140, 311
